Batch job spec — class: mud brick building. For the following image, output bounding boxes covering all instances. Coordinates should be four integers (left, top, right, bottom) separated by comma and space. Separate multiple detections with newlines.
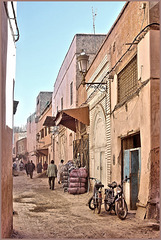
36, 96, 53, 166
82, 1, 160, 220
51, 34, 106, 167
27, 92, 53, 166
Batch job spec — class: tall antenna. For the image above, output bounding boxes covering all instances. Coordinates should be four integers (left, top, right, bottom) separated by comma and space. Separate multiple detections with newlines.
92, 7, 97, 34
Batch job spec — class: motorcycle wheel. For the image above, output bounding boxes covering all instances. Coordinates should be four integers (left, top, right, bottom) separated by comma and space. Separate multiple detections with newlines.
88, 196, 95, 210
104, 192, 112, 212
116, 198, 128, 220
97, 200, 101, 214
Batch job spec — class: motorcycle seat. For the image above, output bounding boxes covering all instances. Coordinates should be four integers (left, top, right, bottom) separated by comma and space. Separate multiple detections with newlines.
108, 181, 117, 189
95, 183, 104, 189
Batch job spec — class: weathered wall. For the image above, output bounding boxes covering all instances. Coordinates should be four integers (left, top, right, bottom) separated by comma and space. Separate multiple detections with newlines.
5, 2, 17, 129
1, 2, 13, 238
52, 36, 77, 164
76, 34, 107, 90
110, 30, 160, 219
16, 137, 27, 156
85, 1, 150, 187
86, 2, 149, 81
1, 127, 13, 237
53, 34, 106, 164
27, 113, 37, 165
36, 92, 52, 117
85, 55, 111, 187
84, 1, 160, 219
36, 102, 52, 166
146, 29, 160, 220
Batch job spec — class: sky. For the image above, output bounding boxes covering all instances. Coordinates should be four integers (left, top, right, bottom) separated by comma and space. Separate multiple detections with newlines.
14, 1, 125, 127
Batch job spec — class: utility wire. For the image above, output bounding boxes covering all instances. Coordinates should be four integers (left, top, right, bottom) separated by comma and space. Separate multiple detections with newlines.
81, 22, 160, 106
140, 7, 146, 32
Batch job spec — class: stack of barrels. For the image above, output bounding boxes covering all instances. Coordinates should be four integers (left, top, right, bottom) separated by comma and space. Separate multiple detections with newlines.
68, 167, 88, 194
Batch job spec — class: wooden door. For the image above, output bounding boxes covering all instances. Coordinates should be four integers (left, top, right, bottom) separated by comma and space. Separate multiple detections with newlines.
123, 148, 141, 210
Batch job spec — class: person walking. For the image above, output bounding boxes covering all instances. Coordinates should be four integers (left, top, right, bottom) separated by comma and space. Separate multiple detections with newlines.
57, 159, 64, 184
43, 161, 48, 171
46, 160, 57, 190
37, 161, 42, 173
25, 161, 29, 176
28, 160, 35, 179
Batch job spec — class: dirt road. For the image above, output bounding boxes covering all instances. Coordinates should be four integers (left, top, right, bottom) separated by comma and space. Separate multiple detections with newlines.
12, 170, 160, 239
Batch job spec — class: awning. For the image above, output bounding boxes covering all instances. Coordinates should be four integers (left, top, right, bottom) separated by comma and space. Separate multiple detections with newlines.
55, 106, 89, 132
43, 116, 55, 127
36, 149, 48, 156
13, 100, 19, 115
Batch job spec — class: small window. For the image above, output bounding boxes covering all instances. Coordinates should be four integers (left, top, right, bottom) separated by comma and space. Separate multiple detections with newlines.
48, 127, 51, 134
45, 127, 47, 136
36, 133, 40, 141
118, 55, 137, 103
41, 129, 44, 138
69, 133, 73, 146
70, 82, 73, 105
61, 97, 63, 110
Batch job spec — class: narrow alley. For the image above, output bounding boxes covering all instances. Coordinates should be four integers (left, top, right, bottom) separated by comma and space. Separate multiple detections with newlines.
12, 171, 160, 239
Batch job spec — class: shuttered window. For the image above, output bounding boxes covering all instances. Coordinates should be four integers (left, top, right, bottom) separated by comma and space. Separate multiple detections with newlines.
118, 55, 138, 103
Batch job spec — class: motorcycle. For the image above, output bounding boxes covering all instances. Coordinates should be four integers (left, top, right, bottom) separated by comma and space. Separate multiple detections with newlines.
104, 177, 129, 220
88, 177, 104, 214
104, 181, 117, 213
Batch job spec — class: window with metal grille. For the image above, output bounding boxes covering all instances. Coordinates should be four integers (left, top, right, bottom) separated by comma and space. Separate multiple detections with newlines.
118, 55, 138, 103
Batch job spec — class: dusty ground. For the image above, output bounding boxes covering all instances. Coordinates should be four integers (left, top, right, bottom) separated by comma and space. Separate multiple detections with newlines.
12, 170, 160, 239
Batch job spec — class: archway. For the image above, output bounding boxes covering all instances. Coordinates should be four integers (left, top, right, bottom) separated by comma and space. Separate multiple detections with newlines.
91, 104, 107, 185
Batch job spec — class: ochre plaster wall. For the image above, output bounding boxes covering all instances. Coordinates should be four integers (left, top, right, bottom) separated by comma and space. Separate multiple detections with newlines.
84, 1, 160, 219
86, 1, 149, 82
36, 103, 53, 166
1, 2, 13, 238
27, 117, 37, 165
1, 127, 13, 237
147, 30, 160, 220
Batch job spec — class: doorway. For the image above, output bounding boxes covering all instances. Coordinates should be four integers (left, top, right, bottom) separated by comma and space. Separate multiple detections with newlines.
123, 148, 141, 210
100, 151, 105, 183
122, 133, 141, 210
73, 134, 89, 170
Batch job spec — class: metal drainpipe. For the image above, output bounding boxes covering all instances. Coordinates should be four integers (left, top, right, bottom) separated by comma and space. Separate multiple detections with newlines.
4, 1, 20, 42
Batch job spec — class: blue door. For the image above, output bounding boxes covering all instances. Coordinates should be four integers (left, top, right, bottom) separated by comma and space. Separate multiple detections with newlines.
123, 148, 141, 210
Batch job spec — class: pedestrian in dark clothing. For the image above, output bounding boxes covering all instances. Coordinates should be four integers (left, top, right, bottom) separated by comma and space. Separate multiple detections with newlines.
46, 160, 57, 190
37, 161, 42, 173
28, 160, 35, 179
43, 161, 48, 171
25, 161, 29, 176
